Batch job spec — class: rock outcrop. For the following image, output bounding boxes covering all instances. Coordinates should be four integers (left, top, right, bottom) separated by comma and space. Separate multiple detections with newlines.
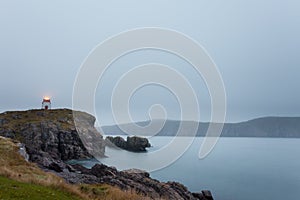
0, 109, 105, 164
46, 162, 213, 200
105, 136, 151, 152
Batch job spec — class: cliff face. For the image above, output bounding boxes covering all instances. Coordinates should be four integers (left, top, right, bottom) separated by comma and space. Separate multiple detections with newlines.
0, 109, 105, 161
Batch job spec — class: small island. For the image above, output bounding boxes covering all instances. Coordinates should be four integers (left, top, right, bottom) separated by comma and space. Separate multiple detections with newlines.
105, 135, 151, 152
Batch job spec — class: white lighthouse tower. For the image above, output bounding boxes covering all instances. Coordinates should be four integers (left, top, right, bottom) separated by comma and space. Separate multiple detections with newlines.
42, 97, 51, 110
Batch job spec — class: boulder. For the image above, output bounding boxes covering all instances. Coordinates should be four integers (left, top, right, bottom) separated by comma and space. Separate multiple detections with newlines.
91, 163, 118, 177
126, 136, 151, 151
202, 190, 214, 200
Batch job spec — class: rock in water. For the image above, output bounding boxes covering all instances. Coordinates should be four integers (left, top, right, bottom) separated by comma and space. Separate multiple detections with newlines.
105, 136, 127, 149
105, 135, 151, 152
126, 136, 151, 151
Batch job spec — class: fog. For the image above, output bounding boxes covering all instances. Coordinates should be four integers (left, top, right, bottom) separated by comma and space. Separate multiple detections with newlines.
0, 0, 299, 125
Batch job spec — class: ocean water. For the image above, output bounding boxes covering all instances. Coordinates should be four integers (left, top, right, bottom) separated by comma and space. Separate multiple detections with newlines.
78, 137, 300, 200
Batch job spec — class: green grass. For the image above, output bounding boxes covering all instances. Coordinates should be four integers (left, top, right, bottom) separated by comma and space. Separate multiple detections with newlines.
0, 176, 81, 200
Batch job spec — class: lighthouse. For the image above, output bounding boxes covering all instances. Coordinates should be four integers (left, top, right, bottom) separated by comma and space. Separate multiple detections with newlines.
42, 97, 51, 110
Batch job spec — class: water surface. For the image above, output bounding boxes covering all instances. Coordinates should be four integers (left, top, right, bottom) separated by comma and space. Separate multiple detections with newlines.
78, 137, 300, 200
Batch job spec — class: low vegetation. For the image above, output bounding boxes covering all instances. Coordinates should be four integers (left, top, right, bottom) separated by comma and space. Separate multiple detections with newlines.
0, 176, 81, 200
0, 109, 78, 133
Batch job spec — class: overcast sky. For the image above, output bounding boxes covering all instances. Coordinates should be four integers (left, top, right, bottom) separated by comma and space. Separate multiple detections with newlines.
0, 1, 299, 125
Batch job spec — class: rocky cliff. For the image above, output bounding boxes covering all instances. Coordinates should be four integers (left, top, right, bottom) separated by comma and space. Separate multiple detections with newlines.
0, 109, 105, 162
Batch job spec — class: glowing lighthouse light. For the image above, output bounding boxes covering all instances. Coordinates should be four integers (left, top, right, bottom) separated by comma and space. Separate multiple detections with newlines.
42, 96, 51, 110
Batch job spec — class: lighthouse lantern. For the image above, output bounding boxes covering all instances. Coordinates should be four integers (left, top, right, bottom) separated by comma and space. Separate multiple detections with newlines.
42, 97, 51, 110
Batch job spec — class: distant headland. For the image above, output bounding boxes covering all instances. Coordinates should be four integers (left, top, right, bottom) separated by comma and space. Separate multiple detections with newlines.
101, 117, 300, 138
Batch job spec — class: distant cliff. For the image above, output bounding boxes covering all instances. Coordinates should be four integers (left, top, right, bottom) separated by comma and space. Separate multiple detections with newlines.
101, 117, 300, 137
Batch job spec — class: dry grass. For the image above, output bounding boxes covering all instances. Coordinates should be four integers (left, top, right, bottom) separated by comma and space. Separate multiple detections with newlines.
0, 109, 76, 132
79, 184, 148, 200
0, 136, 149, 200
0, 136, 88, 199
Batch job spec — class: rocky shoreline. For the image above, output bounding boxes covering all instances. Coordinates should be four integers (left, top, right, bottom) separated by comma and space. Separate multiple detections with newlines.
40, 161, 213, 200
0, 109, 214, 200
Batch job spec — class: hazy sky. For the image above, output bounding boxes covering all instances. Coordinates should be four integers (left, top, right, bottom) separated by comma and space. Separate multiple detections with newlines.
0, 1, 299, 125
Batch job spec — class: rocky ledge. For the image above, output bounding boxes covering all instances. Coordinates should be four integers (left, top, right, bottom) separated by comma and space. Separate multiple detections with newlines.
46, 162, 213, 200
0, 109, 214, 200
105, 136, 151, 152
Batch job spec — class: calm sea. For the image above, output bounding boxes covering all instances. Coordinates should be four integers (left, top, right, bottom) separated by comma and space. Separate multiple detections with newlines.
76, 137, 300, 200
